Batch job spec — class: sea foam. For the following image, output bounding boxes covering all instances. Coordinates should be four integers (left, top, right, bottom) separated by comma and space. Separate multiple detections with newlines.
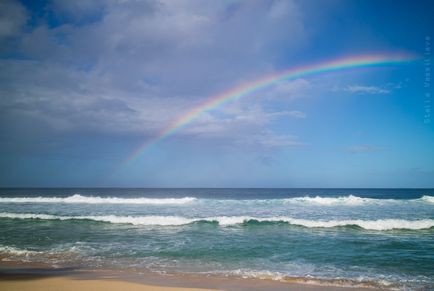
0, 194, 197, 205
1, 194, 433, 206
283, 194, 434, 206
1, 212, 433, 230
0, 245, 42, 256
285, 195, 386, 206
420, 195, 434, 204
216, 269, 396, 289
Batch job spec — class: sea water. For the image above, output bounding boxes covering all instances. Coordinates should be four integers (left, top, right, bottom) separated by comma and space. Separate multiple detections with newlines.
0, 188, 433, 289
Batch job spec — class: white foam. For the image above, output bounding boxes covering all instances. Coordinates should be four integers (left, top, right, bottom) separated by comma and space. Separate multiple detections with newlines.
1, 194, 433, 206
224, 269, 286, 281
0, 245, 42, 256
0, 212, 196, 226
210, 269, 396, 289
1, 212, 433, 230
420, 195, 434, 204
0, 194, 197, 205
282, 218, 434, 231
284, 194, 434, 206
285, 195, 381, 206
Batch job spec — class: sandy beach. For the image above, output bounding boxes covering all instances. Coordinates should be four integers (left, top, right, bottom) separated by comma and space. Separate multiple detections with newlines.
0, 262, 384, 291
0, 276, 217, 291
0, 275, 385, 291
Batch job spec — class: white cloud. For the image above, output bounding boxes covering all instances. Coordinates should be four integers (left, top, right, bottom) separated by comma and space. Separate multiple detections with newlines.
261, 79, 311, 101
184, 107, 299, 131
286, 110, 306, 118
344, 85, 390, 94
256, 132, 303, 148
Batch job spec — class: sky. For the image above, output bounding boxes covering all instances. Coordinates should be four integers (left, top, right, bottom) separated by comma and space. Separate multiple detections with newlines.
0, 0, 433, 188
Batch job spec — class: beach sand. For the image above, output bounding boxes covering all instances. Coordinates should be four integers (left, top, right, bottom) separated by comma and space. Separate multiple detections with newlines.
0, 276, 218, 291
0, 259, 384, 291
0, 276, 385, 291
0, 264, 385, 291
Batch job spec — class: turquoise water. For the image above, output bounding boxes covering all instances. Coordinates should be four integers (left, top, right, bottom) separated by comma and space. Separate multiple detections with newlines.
0, 188, 433, 289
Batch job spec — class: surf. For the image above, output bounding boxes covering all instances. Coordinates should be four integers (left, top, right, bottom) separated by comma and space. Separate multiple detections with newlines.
0, 194, 197, 205
1, 212, 433, 230
1, 194, 433, 206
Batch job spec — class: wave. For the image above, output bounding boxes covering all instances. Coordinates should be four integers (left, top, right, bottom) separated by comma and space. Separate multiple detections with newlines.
0, 194, 197, 205
0, 213, 196, 225
280, 217, 434, 230
212, 269, 397, 289
285, 195, 376, 205
287, 195, 415, 205
1, 212, 433, 230
0, 194, 433, 206
0, 245, 42, 256
421, 195, 434, 204
284, 194, 434, 206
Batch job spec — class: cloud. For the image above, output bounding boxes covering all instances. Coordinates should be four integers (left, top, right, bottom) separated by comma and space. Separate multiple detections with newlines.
285, 110, 306, 118
49, 0, 107, 21
0, 0, 27, 39
179, 106, 305, 149
344, 85, 390, 94
0, 0, 313, 152
258, 79, 312, 101
343, 145, 383, 154
256, 132, 303, 148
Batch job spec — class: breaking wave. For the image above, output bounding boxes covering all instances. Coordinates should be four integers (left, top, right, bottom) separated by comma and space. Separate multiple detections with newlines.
1, 212, 433, 230
0, 245, 42, 256
420, 195, 434, 204
285, 195, 378, 205
283, 194, 434, 206
211, 269, 398, 289
0, 194, 197, 205
1, 194, 433, 206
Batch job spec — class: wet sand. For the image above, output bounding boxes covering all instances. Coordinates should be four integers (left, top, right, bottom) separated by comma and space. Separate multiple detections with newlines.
0, 261, 384, 291
0, 276, 218, 291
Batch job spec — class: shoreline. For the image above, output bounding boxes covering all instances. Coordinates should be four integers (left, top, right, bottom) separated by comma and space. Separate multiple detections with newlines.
0, 261, 385, 291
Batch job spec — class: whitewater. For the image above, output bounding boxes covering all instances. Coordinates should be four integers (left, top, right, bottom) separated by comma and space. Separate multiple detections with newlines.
0, 194, 197, 204
1, 212, 434, 231
0, 188, 433, 289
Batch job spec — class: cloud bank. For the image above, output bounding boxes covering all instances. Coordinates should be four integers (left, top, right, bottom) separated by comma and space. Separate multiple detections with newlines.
0, 0, 310, 150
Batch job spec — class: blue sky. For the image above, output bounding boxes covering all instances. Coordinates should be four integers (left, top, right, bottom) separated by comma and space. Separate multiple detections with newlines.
0, 0, 433, 187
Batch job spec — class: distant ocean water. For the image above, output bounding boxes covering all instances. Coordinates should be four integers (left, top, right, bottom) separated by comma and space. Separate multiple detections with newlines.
0, 188, 433, 290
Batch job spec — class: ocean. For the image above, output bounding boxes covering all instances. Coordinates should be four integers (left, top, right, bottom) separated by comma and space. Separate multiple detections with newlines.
0, 188, 433, 290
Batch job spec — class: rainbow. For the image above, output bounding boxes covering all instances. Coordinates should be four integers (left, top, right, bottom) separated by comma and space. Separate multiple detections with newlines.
123, 53, 415, 167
